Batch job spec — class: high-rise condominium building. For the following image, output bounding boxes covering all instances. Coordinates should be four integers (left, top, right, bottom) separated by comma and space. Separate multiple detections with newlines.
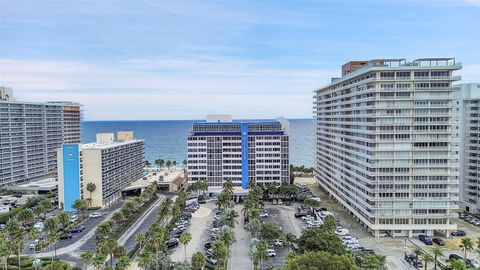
456, 84, 480, 214
57, 131, 144, 211
187, 115, 290, 190
0, 87, 81, 187
314, 58, 461, 238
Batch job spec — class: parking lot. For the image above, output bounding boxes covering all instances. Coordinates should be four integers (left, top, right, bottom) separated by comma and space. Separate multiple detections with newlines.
170, 201, 215, 262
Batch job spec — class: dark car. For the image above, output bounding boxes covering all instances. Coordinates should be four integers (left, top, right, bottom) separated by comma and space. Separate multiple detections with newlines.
449, 254, 463, 262
59, 233, 73, 240
419, 235, 433, 245
451, 230, 466, 237
295, 212, 307, 218
69, 226, 85, 233
205, 242, 213, 249
165, 239, 179, 249
432, 238, 445, 246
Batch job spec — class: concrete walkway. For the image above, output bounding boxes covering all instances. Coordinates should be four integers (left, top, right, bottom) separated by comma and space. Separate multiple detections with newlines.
228, 204, 252, 270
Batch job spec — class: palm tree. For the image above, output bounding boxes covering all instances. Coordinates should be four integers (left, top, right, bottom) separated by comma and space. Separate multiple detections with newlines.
413, 247, 424, 259
80, 251, 94, 270
179, 232, 193, 262
44, 217, 58, 261
136, 232, 147, 248
460, 237, 474, 262
72, 199, 88, 218
166, 160, 172, 170
172, 160, 177, 169
137, 250, 155, 270
112, 245, 127, 267
191, 251, 206, 270
253, 239, 269, 270
246, 218, 262, 238
0, 230, 12, 270
281, 232, 297, 253
421, 253, 434, 270
56, 212, 70, 228
212, 240, 230, 270
112, 211, 125, 223
17, 208, 35, 224
86, 182, 96, 208
92, 253, 106, 270
115, 255, 130, 270
449, 259, 467, 270
432, 246, 444, 270
223, 179, 234, 195
183, 159, 187, 170
28, 229, 40, 259
221, 208, 239, 228
218, 226, 236, 247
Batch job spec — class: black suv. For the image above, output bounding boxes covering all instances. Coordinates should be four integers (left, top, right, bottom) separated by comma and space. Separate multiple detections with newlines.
60, 233, 73, 240
165, 239, 179, 249
69, 226, 85, 233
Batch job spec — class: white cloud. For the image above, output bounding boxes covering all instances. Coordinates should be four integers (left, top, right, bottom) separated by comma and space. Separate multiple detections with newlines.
465, 0, 480, 7
0, 58, 334, 120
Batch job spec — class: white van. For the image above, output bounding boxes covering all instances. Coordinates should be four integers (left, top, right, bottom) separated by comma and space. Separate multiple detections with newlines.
335, 228, 349, 236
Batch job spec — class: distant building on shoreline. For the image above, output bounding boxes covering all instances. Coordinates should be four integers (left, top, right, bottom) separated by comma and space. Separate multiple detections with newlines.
0, 87, 81, 187
314, 58, 461, 238
187, 115, 290, 192
57, 131, 144, 211
456, 83, 480, 214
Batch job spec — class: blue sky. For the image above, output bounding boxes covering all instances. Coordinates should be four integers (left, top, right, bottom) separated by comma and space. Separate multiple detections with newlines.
1, 0, 479, 120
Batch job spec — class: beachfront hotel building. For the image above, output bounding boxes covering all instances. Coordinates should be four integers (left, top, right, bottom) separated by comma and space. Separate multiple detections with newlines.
187, 115, 290, 191
57, 131, 144, 211
456, 84, 480, 214
314, 58, 461, 238
0, 87, 81, 187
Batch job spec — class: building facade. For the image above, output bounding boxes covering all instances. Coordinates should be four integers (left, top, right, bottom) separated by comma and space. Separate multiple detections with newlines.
456, 84, 480, 214
0, 88, 81, 187
187, 115, 290, 190
57, 131, 144, 211
314, 58, 461, 238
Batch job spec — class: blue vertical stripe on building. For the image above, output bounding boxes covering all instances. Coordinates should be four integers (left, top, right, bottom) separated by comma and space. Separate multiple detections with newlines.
62, 144, 81, 212
241, 123, 249, 189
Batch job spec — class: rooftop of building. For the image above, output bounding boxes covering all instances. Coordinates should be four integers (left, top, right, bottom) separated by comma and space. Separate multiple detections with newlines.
319, 58, 462, 90
81, 139, 144, 149
193, 114, 287, 125
0, 87, 80, 106
80, 131, 144, 149
125, 169, 185, 191
4, 177, 58, 192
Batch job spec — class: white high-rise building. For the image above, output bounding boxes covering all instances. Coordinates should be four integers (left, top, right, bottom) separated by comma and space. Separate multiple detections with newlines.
187, 115, 290, 190
314, 58, 461, 238
0, 88, 81, 187
57, 131, 145, 211
456, 83, 480, 214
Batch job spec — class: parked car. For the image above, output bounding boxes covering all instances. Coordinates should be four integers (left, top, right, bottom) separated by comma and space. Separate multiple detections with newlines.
277, 199, 283, 205
59, 233, 73, 240
451, 230, 466, 236
294, 212, 307, 218
274, 239, 283, 246
335, 228, 349, 236
449, 254, 463, 262
204, 242, 213, 250
272, 199, 278, 205
69, 226, 85, 233
260, 213, 269, 218
70, 215, 78, 223
267, 249, 276, 257
165, 239, 179, 249
419, 235, 433, 245
467, 259, 480, 268
432, 238, 445, 246
89, 212, 102, 218
205, 256, 218, 268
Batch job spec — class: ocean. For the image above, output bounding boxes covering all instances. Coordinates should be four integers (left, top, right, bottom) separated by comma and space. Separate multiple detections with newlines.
81, 119, 315, 167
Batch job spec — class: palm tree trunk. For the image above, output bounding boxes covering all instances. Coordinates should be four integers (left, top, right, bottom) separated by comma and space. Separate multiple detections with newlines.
184, 245, 187, 262
17, 251, 21, 270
